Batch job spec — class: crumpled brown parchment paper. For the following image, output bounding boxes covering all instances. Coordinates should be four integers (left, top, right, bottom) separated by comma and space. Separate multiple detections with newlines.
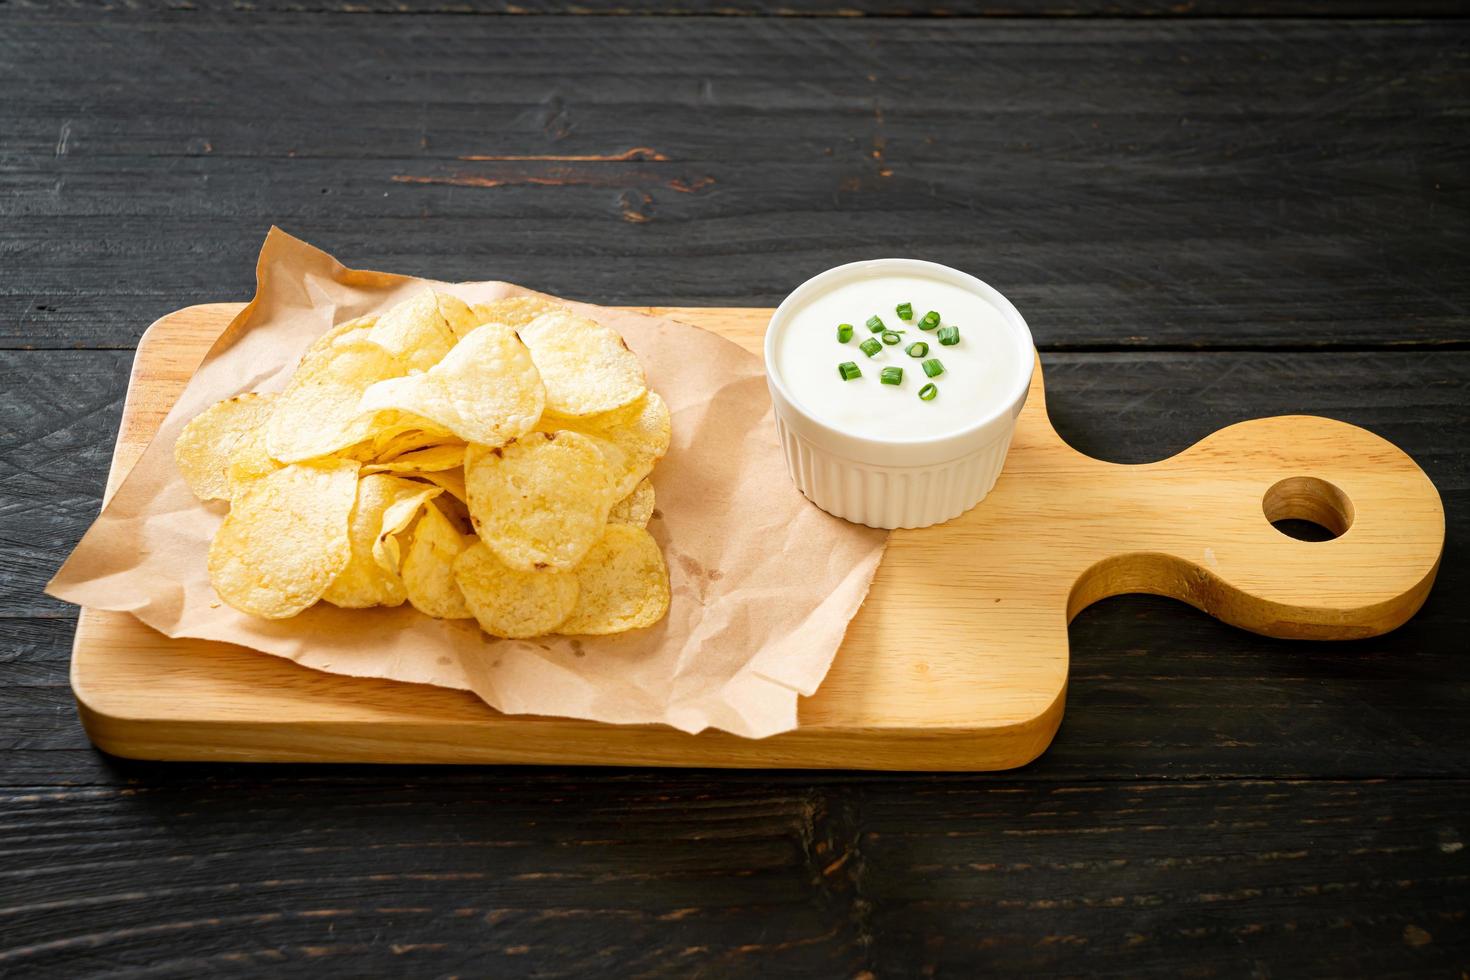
47, 229, 888, 738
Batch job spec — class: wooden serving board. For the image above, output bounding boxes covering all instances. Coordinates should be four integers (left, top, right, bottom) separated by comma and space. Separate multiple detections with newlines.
70, 305, 1445, 770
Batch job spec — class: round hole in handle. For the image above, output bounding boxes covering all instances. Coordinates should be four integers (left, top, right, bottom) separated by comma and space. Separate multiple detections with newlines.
1262, 476, 1354, 541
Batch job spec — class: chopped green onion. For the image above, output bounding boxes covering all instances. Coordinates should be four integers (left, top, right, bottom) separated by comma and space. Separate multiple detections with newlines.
866, 315, 885, 333
881, 331, 901, 346
880, 366, 903, 386
918, 382, 938, 401
837, 323, 854, 343
937, 325, 960, 346
905, 341, 929, 358
859, 337, 882, 358
922, 358, 945, 378
896, 302, 913, 321
838, 361, 861, 381
919, 311, 941, 331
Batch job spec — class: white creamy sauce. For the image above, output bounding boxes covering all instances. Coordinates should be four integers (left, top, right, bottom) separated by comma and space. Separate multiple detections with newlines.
774, 273, 1024, 441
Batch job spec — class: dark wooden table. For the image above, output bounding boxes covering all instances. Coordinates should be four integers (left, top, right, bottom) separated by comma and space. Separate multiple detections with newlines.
4, 3, 1467, 976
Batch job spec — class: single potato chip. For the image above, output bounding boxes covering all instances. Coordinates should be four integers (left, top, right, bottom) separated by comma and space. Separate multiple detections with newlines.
437, 293, 482, 340
366, 289, 459, 373
322, 474, 441, 609
301, 314, 377, 364
368, 421, 457, 462
207, 458, 360, 619
174, 392, 277, 501
358, 322, 545, 447
465, 430, 614, 572
471, 295, 569, 330
362, 444, 466, 474
608, 478, 655, 528
414, 468, 467, 504
453, 540, 579, 638
267, 341, 407, 463
401, 501, 474, 619
551, 391, 671, 499
224, 420, 282, 500
517, 310, 646, 418
560, 524, 671, 635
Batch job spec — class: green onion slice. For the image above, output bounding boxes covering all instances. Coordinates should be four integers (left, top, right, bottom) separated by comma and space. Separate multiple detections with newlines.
881, 331, 901, 346
880, 366, 903, 386
918, 383, 938, 401
922, 358, 945, 378
896, 302, 913, 321
866, 315, 885, 333
837, 323, 854, 343
937, 326, 960, 346
838, 361, 861, 381
920, 311, 941, 331
859, 337, 882, 358
905, 341, 928, 358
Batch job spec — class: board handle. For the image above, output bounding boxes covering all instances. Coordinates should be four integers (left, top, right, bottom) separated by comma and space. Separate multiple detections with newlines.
1073, 415, 1444, 641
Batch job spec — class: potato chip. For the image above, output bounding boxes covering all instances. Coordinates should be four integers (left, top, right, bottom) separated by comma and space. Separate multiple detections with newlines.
358, 323, 545, 447
465, 430, 614, 572
437, 293, 482, 340
414, 468, 467, 504
373, 483, 445, 575
174, 392, 277, 501
401, 501, 474, 619
365, 290, 458, 373
207, 458, 360, 619
517, 310, 646, 418
608, 478, 655, 528
453, 540, 579, 638
266, 341, 407, 463
322, 474, 441, 609
560, 524, 670, 635
303, 314, 376, 362
362, 444, 466, 474
550, 391, 671, 499
471, 295, 568, 330
368, 421, 457, 462
224, 420, 282, 500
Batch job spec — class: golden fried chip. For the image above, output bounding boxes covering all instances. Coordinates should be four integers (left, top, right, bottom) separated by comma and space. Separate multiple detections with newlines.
174, 392, 277, 501
401, 501, 474, 619
551, 391, 671, 499
224, 420, 282, 500
358, 323, 545, 447
465, 430, 614, 572
414, 468, 467, 504
266, 341, 406, 463
367, 421, 455, 461
560, 524, 670, 635
436, 293, 482, 340
471, 295, 569, 330
300, 315, 377, 365
362, 444, 466, 474
517, 311, 646, 418
322, 474, 441, 609
366, 289, 458, 372
608, 478, 655, 528
207, 458, 360, 619
453, 540, 579, 638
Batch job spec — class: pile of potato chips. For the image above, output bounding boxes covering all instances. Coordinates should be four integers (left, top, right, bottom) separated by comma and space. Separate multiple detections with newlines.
174, 290, 671, 639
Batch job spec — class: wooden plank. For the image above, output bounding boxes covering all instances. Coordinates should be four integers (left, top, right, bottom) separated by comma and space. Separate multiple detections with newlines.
3, 14, 1466, 349
0, 777, 1463, 976
57, 303, 1445, 769
4, 343, 1465, 781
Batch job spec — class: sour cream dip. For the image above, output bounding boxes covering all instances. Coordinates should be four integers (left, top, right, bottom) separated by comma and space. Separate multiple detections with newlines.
765, 259, 1034, 529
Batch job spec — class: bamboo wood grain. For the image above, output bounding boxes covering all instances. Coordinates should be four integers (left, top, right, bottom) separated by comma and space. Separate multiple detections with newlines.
70, 305, 1445, 769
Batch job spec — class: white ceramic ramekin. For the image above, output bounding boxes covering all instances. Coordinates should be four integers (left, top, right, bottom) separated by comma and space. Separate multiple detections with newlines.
765, 259, 1034, 530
